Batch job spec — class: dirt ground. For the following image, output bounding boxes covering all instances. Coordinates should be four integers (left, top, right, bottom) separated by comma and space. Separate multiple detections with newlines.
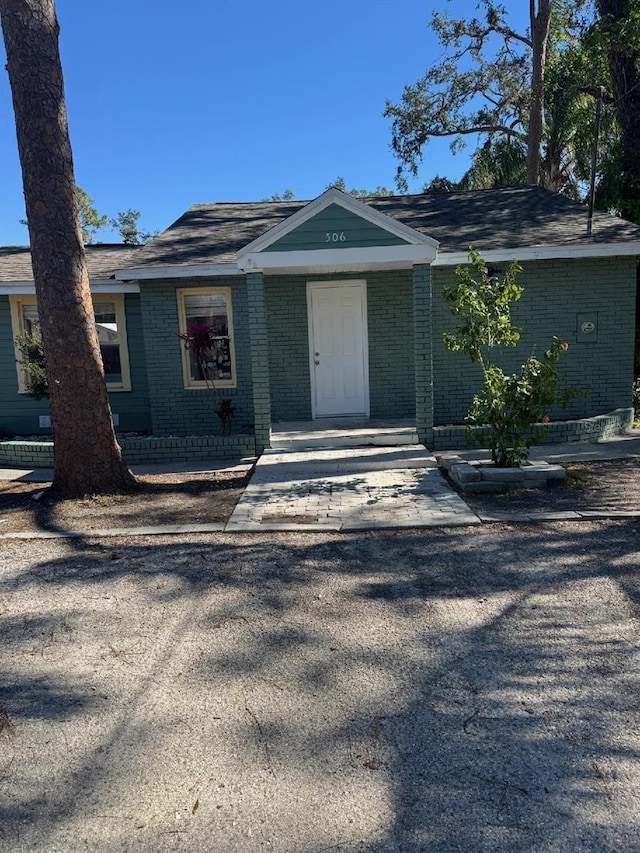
1, 457, 639, 537
0, 468, 252, 535
2, 523, 640, 851
1, 458, 638, 537
458, 459, 640, 516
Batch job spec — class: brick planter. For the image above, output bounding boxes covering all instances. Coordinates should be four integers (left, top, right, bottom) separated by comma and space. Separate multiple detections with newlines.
438, 455, 566, 493
0, 433, 256, 468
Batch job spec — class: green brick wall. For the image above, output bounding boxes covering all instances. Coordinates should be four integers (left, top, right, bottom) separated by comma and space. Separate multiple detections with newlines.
139, 277, 254, 437
413, 263, 434, 445
366, 270, 415, 418
265, 271, 415, 422
431, 257, 637, 425
246, 272, 271, 451
0, 294, 151, 437
264, 275, 312, 421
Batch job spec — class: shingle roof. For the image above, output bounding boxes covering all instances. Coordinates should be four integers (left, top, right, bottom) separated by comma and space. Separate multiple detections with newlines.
0, 243, 142, 282
126, 186, 640, 270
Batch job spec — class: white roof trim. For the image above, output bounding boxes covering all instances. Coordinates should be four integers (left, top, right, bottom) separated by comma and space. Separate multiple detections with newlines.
114, 263, 242, 281
0, 279, 140, 295
239, 244, 438, 274
236, 188, 439, 259
432, 242, 640, 266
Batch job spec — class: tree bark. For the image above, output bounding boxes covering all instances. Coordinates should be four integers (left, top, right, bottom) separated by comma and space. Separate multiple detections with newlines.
0, 0, 137, 497
597, 0, 640, 223
527, 0, 552, 185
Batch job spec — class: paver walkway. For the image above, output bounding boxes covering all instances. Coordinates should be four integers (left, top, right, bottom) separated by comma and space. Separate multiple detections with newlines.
226, 444, 480, 531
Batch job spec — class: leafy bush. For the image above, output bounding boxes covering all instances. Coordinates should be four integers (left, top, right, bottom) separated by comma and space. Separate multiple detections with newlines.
443, 247, 571, 467
14, 328, 49, 400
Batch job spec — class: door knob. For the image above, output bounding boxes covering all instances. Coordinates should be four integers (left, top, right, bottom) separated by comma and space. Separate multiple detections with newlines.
314, 359, 320, 365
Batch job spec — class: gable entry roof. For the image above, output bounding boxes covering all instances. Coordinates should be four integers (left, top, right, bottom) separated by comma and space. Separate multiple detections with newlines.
112, 186, 640, 280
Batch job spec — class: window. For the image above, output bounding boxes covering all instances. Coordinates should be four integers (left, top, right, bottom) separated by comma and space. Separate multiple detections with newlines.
10, 294, 132, 392
177, 287, 236, 388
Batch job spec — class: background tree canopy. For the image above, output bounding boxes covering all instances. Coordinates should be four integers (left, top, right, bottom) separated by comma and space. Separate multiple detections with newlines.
385, 0, 640, 222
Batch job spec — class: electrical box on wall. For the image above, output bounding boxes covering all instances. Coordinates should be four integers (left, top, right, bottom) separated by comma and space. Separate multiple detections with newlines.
577, 313, 598, 343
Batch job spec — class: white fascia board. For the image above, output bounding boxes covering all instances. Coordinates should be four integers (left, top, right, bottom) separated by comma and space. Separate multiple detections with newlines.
0, 278, 140, 295
114, 263, 242, 281
240, 243, 438, 273
237, 188, 438, 259
432, 242, 640, 266
0, 280, 35, 294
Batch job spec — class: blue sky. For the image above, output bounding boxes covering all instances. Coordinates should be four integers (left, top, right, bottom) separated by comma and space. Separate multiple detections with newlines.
0, 0, 528, 245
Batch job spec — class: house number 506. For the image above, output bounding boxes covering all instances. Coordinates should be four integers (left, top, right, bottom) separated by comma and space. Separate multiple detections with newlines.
325, 231, 346, 242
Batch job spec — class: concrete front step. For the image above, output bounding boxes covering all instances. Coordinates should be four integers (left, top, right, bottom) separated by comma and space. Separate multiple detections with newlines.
270, 420, 419, 451
261, 444, 438, 471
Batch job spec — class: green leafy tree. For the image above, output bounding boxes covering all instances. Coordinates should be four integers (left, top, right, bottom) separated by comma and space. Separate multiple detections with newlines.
423, 137, 527, 192
596, 0, 640, 222
75, 185, 107, 243
385, 1, 602, 192
443, 248, 571, 466
20, 184, 108, 243
110, 208, 155, 244
326, 177, 395, 197
264, 189, 295, 201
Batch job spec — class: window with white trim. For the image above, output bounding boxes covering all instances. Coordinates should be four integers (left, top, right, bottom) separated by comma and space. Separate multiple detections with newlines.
10, 294, 132, 392
177, 287, 236, 388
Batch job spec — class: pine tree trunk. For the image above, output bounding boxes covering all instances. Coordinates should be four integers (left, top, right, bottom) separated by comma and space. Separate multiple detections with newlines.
527, 0, 552, 185
0, 0, 137, 497
598, 0, 640, 224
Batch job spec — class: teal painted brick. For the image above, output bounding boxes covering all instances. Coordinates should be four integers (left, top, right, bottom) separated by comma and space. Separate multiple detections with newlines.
431, 257, 637, 425
265, 270, 416, 421
0, 434, 256, 467
367, 270, 415, 419
247, 272, 272, 452
139, 278, 254, 437
414, 264, 434, 446
0, 294, 151, 437
265, 274, 313, 421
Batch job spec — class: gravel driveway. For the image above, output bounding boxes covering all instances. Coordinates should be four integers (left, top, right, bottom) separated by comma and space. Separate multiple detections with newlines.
2, 522, 640, 852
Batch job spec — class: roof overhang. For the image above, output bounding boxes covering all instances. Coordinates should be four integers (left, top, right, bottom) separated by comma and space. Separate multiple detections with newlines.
114, 263, 241, 281
0, 278, 141, 295
432, 242, 640, 266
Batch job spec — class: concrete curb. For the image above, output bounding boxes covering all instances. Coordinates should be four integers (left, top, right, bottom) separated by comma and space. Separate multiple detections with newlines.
3, 509, 640, 539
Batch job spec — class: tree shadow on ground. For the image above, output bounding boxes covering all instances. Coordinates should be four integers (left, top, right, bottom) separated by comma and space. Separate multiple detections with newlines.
1, 522, 640, 850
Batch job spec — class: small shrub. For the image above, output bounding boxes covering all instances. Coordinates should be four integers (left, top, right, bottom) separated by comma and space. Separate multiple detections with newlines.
444, 247, 573, 467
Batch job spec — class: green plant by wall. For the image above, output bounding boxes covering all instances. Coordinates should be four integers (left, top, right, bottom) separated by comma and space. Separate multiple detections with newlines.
443, 247, 571, 467
14, 328, 49, 400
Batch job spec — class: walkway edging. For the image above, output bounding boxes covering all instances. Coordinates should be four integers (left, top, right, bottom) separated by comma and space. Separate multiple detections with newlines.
4, 509, 640, 540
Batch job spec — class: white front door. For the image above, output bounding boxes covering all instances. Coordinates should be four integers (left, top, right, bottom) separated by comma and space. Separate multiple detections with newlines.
308, 281, 369, 417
